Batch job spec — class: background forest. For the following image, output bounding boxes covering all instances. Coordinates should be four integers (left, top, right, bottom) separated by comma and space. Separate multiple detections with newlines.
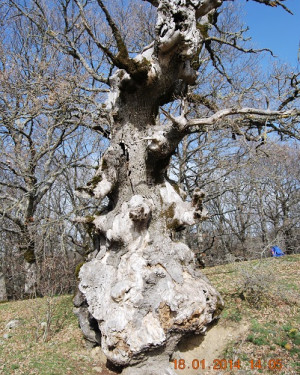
0, 0, 299, 301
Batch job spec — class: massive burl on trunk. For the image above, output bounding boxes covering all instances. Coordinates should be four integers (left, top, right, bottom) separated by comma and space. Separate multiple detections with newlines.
74, 1, 224, 374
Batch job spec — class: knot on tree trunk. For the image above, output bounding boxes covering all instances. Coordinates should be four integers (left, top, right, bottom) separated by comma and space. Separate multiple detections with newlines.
128, 195, 152, 223
106, 69, 131, 111
192, 187, 208, 219
76, 146, 122, 200
106, 195, 153, 245
160, 182, 208, 230
145, 130, 168, 152
155, 0, 200, 57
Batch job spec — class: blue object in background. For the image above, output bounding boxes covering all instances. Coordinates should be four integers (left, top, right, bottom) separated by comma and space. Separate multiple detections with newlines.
270, 246, 285, 257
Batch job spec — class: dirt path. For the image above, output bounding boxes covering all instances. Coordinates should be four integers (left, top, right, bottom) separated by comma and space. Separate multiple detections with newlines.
170, 320, 249, 375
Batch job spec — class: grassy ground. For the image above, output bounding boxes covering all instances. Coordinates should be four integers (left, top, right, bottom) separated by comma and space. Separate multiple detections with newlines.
0, 295, 116, 375
203, 254, 300, 375
0, 254, 299, 375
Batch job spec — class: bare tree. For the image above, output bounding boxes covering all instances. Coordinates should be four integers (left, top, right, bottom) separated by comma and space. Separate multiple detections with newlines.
249, 143, 300, 254
190, 140, 300, 264
4, 0, 300, 373
0, 7, 104, 296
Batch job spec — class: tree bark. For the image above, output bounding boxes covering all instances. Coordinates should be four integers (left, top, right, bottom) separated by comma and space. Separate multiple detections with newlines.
74, 1, 224, 373
22, 196, 38, 296
0, 271, 7, 302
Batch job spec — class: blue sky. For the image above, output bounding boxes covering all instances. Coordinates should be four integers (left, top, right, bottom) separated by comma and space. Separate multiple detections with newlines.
243, 0, 300, 66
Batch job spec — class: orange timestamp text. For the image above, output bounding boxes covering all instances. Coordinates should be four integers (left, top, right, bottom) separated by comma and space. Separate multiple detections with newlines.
172, 358, 283, 371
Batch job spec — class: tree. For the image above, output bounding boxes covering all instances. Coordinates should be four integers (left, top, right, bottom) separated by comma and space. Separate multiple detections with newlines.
0, 6, 103, 297
248, 143, 300, 254
175, 138, 300, 264
5, 0, 300, 374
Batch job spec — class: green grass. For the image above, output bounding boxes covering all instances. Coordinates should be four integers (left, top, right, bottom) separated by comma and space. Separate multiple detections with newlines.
0, 295, 101, 375
203, 254, 300, 375
245, 319, 300, 350
0, 254, 299, 375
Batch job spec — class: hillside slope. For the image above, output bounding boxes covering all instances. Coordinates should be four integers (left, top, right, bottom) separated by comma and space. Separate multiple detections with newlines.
0, 255, 299, 375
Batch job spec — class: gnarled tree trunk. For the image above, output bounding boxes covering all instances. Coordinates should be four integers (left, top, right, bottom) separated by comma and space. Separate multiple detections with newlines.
74, 1, 224, 374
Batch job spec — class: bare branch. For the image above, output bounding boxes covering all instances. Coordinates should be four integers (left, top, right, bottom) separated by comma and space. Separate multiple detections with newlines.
250, 0, 293, 15
73, 0, 120, 66
206, 36, 275, 56
95, 0, 129, 61
0, 209, 25, 230
188, 93, 219, 112
278, 73, 300, 110
0, 181, 27, 193
186, 107, 300, 129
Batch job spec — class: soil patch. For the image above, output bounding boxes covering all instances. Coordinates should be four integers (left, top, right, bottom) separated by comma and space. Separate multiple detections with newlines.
171, 320, 249, 374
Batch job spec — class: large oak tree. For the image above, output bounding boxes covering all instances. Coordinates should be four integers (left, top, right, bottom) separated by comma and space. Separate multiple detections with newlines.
5, 0, 300, 374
